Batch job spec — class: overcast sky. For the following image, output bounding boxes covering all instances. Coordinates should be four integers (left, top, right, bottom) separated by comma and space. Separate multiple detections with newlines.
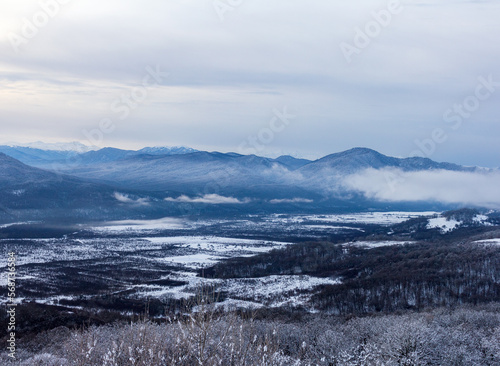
0, 0, 499, 166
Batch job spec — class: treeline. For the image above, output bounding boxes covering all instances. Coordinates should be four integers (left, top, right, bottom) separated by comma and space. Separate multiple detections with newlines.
203, 240, 500, 314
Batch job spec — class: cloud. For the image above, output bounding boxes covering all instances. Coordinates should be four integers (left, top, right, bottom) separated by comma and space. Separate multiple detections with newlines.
113, 192, 149, 206
1, 1, 500, 165
164, 194, 249, 204
269, 198, 313, 204
342, 168, 500, 208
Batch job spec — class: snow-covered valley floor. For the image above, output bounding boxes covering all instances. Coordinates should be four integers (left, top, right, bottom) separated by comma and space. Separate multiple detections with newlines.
2, 211, 496, 313
0, 234, 341, 311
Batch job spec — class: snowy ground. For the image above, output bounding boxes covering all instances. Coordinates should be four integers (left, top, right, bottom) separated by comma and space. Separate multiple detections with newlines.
133, 273, 341, 311
474, 238, 500, 246
0, 233, 344, 310
345, 240, 415, 249
426, 213, 493, 233
427, 217, 461, 233
90, 211, 439, 238
1, 211, 461, 311
270, 212, 437, 226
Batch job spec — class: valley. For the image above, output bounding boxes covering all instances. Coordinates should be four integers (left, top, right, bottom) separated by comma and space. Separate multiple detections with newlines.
1, 210, 499, 318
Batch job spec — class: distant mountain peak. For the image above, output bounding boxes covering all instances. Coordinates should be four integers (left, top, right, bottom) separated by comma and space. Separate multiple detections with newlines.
316, 147, 389, 165
4, 141, 98, 152
335, 147, 383, 156
138, 146, 198, 155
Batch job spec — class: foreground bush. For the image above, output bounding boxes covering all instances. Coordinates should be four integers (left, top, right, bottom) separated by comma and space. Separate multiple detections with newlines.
2, 304, 500, 365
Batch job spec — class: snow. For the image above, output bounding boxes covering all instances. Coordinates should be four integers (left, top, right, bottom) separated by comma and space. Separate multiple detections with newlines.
346, 240, 415, 249
427, 217, 461, 233
5, 141, 98, 152
156, 254, 223, 268
303, 225, 365, 232
268, 212, 437, 226
0, 232, 336, 310
0, 236, 289, 271
0, 274, 37, 287
426, 214, 493, 233
93, 217, 191, 232
222, 275, 341, 301
473, 214, 493, 226
141, 236, 290, 269
216, 275, 341, 310
0, 221, 37, 228
474, 239, 500, 246
141, 236, 289, 253
89, 212, 441, 238
211, 299, 264, 311
187, 275, 342, 311
3, 210, 476, 311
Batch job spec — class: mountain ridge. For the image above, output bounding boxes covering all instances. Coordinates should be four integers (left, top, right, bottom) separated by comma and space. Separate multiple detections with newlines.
6, 146, 480, 195
0, 146, 494, 222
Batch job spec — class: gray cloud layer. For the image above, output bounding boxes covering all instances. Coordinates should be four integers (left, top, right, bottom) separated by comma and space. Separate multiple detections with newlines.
1, 1, 499, 166
164, 194, 248, 204
343, 168, 500, 208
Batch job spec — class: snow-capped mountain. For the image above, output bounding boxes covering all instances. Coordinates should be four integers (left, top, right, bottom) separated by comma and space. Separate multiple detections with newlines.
4, 141, 98, 152
0, 144, 200, 168
137, 146, 199, 155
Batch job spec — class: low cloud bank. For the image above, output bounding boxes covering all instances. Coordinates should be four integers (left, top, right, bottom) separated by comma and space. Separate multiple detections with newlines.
342, 168, 500, 208
114, 192, 150, 206
269, 198, 314, 204
164, 194, 249, 204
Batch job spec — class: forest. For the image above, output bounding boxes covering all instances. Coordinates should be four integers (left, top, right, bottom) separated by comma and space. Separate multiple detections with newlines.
203, 234, 500, 314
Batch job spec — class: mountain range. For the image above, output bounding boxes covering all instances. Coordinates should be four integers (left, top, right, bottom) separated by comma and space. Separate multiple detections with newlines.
0, 144, 199, 167
0, 143, 492, 222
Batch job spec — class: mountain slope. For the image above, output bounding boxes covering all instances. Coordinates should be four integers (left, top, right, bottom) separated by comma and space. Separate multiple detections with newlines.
275, 155, 311, 170
0, 153, 158, 222
0, 146, 73, 167
18, 147, 480, 200
298, 148, 474, 175
53, 152, 314, 199
293, 148, 478, 195
0, 146, 491, 218
0, 153, 56, 186
0, 145, 200, 168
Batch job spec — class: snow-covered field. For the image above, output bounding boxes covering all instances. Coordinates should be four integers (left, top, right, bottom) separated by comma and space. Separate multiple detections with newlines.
0, 232, 344, 310
6, 211, 480, 311
276, 212, 437, 225
345, 240, 415, 249
0, 236, 287, 271
90, 211, 439, 237
132, 272, 341, 311
426, 213, 493, 233
93, 217, 196, 232
427, 217, 461, 233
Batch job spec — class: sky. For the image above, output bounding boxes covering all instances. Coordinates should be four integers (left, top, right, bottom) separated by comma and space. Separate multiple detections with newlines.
0, 0, 499, 167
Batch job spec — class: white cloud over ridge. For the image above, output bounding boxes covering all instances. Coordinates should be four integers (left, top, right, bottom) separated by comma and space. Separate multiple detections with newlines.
114, 192, 149, 206
342, 168, 500, 208
164, 194, 249, 204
